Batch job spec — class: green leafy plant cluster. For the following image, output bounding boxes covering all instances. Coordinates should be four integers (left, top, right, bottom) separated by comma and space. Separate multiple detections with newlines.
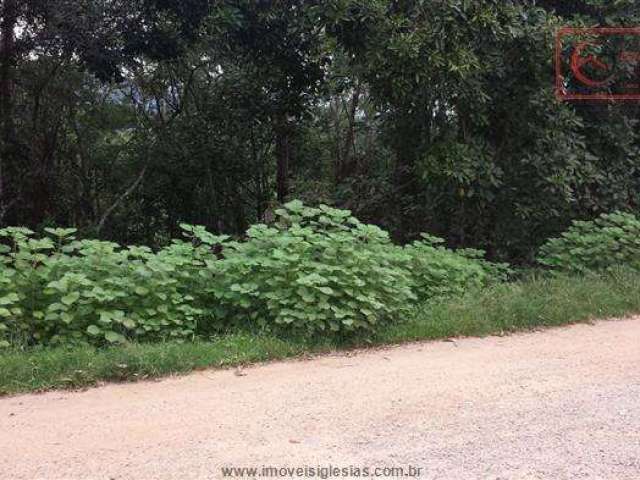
404, 235, 511, 303
538, 212, 640, 273
202, 201, 417, 337
0, 228, 205, 348
0, 202, 505, 348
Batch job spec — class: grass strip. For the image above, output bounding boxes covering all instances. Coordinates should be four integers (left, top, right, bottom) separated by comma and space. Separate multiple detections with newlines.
2, 269, 640, 396
378, 267, 640, 344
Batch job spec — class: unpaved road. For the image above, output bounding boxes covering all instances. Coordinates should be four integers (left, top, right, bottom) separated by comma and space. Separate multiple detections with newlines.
1, 318, 640, 480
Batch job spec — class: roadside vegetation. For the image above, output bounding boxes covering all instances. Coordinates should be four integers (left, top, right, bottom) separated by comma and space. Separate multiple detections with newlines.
2, 208, 640, 396
4, 1, 640, 396
0, 202, 506, 348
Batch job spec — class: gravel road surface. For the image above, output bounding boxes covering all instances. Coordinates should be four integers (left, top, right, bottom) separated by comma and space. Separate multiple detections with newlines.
1, 318, 639, 480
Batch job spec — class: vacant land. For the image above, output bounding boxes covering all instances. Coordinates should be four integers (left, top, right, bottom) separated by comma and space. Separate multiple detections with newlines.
1, 317, 639, 480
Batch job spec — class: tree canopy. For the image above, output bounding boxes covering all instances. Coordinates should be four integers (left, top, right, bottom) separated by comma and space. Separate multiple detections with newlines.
1, 0, 639, 262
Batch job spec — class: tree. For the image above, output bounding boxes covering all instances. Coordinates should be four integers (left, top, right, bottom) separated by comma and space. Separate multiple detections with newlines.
0, 0, 215, 227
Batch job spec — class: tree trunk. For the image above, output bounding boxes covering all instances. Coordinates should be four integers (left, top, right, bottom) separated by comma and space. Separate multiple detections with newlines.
275, 117, 292, 204
331, 97, 342, 183
0, 0, 16, 139
0, 0, 18, 219
339, 85, 361, 181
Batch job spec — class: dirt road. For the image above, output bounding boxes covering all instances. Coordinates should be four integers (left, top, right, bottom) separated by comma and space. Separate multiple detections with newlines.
1, 318, 640, 480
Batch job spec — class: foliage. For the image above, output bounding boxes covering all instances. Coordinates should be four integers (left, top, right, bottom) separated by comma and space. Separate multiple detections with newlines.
0, 227, 205, 348
202, 201, 416, 337
381, 266, 640, 344
0, 202, 506, 347
3, 1, 640, 264
322, 0, 640, 261
538, 212, 640, 273
404, 235, 511, 303
4, 267, 640, 396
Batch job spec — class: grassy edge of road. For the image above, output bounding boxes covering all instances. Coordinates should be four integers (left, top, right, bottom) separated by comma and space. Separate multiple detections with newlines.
2, 268, 640, 397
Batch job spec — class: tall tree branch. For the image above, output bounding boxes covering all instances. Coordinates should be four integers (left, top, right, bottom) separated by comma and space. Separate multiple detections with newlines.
97, 165, 148, 234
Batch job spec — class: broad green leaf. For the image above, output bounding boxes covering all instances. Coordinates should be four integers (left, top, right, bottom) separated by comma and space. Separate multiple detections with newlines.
135, 287, 150, 296
61, 292, 80, 306
87, 325, 102, 336
122, 319, 136, 329
104, 331, 126, 344
0, 293, 19, 306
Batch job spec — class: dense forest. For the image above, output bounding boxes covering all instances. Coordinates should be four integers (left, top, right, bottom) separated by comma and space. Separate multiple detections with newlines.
1, 0, 639, 263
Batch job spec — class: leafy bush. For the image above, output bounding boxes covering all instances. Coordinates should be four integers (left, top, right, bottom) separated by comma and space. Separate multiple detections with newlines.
0, 202, 508, 348
202, 201, 417, 337
538, 212, 640, 273
0, 228, 205, 348
403, 234, 511, 303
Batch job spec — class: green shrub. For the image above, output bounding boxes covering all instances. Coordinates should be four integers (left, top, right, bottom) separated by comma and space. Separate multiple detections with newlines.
403, 234, 511, 303
538, 211, 640, 273
0, 201, 508, 348
0, 228, 206, 347
203, 201, 417, 337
